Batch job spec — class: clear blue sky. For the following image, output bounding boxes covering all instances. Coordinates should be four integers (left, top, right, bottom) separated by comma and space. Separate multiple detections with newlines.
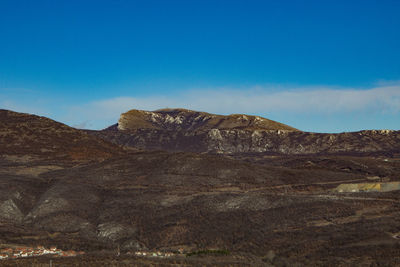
1, 0, 399, 132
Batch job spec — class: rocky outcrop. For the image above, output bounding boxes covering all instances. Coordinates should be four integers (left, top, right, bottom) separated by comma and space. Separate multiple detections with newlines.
204, 128, 400, 154
0, 199, 24, 222
97, 222, 137, 242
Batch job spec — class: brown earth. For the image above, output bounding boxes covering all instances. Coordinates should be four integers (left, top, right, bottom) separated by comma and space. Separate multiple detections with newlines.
1, 109, 400, 266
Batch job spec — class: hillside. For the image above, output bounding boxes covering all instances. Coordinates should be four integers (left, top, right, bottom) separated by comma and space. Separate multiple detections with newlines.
0, 109, 121, 162
1, 109, 400, 265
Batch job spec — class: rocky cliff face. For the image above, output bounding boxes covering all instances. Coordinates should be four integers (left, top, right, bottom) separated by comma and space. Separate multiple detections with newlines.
91, 108, 400, 155
204, 128, 400, 154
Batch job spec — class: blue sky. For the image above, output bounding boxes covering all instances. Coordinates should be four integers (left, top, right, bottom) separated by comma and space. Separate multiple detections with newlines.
0, 0, 399, 132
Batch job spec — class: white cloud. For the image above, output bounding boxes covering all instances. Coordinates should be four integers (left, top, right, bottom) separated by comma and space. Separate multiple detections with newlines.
3, 83, 400, 131
72, 120, 91, 129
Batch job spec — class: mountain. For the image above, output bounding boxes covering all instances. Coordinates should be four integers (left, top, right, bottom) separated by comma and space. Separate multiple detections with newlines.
89, 108, 400, 156
1, 109, 400, 266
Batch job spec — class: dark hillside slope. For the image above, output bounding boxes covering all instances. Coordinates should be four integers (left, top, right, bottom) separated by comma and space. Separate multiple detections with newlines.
0, 109, 122, 161
1, 149, 400, 265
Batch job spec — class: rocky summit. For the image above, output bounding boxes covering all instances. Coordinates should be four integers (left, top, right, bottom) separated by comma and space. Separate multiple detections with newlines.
117, 108, 299, 132
1, 108, 400, 266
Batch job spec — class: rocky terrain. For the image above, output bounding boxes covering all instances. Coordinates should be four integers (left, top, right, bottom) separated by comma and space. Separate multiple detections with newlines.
0, 108, 400, 266
89, 108, 400, 156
